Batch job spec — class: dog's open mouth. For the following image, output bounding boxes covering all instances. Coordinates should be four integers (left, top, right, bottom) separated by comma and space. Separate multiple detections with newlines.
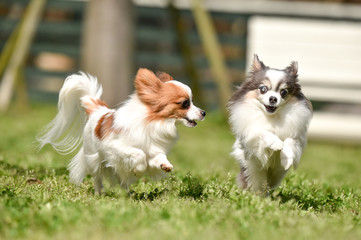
264, 105, 277, 113
184, 117, 197, 127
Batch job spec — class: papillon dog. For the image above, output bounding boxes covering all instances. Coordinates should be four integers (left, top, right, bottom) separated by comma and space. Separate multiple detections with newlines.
228, 55, 312, 194
37, 68, 206, 194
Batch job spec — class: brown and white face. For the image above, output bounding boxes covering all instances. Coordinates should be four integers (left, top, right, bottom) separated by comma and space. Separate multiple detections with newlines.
135, 68, 206, 127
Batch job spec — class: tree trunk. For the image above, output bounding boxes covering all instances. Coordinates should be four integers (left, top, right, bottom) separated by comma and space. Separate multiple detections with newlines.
0, 0, 46, 112
191, 0, 232, 116
81, 0, 134, 108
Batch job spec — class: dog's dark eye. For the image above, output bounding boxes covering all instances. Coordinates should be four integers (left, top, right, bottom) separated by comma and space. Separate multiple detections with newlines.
259, 86, 268, 94
280, 89, 288, 98
180, 99, 190, 109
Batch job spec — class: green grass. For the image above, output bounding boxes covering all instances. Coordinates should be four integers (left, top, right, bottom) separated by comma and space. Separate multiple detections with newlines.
1, 104, 360, 240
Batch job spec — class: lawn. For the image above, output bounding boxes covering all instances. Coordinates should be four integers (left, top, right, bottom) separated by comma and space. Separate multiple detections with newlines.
0, 104, 360, 240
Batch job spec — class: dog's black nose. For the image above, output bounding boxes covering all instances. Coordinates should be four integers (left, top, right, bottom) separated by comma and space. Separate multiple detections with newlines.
269, 96, 277, 104
201, 110, 206, 117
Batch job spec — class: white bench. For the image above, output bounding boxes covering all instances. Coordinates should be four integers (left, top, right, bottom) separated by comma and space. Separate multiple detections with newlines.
247, 16, 361, 143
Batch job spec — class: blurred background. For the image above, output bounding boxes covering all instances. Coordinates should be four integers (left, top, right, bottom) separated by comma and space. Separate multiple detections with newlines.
0, 0, 361, 144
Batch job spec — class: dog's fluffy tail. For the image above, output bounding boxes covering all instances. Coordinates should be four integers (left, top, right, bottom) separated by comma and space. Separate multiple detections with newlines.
37, 72, 102, 154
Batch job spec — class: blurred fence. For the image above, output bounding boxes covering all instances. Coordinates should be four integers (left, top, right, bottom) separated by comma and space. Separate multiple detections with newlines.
0, 0, 247, 109
1, 0, 361, 142
247, 16, 361, 143
0, 0, 84, 102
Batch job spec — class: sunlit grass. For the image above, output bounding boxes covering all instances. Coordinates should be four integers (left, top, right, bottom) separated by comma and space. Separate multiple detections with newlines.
0, 104, 360, 239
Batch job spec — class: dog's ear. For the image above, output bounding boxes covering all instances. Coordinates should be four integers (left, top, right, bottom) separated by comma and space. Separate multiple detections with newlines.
156, 71, 174, 82
252, 54, 266, 72
286, 61, 298, 76
135, 68, 163, 99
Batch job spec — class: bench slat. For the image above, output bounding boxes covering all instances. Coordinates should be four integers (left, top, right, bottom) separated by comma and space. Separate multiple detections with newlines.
302, 86, 361, 104
308, 112, 361, 143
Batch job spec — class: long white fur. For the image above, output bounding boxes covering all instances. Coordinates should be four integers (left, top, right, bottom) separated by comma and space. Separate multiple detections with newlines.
37, 72, 102, 154
230, 98, 312, 193
229, 60, 312, 194
38, 71, 204, 194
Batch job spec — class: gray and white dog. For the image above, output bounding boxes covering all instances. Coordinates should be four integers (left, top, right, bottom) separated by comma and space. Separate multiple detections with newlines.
228, 55, 313, 194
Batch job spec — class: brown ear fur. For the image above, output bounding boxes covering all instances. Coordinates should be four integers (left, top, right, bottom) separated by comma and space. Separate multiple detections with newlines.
156, 71, 174, 82
135, 68, 164, 104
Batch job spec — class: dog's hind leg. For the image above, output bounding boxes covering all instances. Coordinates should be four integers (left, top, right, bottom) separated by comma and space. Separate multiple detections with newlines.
267, 168, 287, 190
84, 152, 104, 194
245, 159, 268, 194
68, 148, 87, 185
236, 167, 248, 189
267, 155, 288, 189
233, 140, 250, 189
93, 173, 103, 195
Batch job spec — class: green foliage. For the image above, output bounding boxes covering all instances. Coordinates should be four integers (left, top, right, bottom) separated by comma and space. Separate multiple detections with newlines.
271, 175, 347, 213
178, 173, 207, 200
0, 105, 360, 240
129, 187, 167, 201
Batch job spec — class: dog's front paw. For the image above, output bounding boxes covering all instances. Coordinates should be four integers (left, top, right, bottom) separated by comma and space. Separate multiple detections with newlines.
268, 137, 284, 151
160, 163, 173, 172
281, 156, 293, 171
134, 163, 147, 177
148, 154, 173, 173
263, 132, 284, 151
270, 139, 283, 151
281, 146, 294, 171
131, 150, 147, 177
